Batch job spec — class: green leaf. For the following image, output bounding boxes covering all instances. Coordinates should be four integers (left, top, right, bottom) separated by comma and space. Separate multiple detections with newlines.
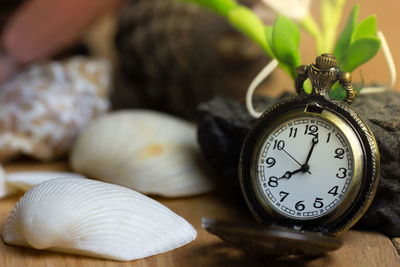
177, 0, 238, 16
228, 6, 272, 56
334, 4, 360, 63
351, 15, 377, 42
271, 15, 301, 79
304, 79, 312, 94
330, 81, 363, 101
330, 81, 345, 100
340, 36, 380, 72
265, 26, 275, 58
278, 63, 295, 80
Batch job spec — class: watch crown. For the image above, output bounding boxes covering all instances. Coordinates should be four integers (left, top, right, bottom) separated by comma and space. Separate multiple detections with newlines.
295, 53, 357, 104
316, 53, 337, 70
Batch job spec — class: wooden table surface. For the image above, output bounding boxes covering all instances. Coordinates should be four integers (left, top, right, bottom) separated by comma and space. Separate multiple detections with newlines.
0, 160, 399, 267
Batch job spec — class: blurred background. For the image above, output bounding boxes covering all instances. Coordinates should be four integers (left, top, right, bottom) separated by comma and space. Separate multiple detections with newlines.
0, 0, 398, 119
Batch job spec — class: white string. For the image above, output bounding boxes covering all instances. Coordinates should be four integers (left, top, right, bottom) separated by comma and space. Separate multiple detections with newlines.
361, 31, 396, 94
245, 59, 279, 118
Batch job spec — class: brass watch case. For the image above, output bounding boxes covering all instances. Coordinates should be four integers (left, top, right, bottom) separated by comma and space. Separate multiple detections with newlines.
239, 95, 380, 236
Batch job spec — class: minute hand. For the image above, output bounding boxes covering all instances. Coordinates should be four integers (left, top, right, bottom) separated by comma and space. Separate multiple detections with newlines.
304, 137, 319, 166
280, 148, 312, 174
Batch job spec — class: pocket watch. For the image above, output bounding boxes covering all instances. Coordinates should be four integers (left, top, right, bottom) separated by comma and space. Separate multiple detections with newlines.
239, 54, 380, 236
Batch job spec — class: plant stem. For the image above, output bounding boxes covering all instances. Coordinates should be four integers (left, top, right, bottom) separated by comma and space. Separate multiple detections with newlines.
300, 14, 324, 54
321, 0, 346, 53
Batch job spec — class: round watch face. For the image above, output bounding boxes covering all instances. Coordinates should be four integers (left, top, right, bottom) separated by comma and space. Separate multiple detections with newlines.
252, 114, 362, 220
240, 97, 380, 235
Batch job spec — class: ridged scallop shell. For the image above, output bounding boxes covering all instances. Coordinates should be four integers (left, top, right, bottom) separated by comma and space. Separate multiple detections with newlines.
70, 110, 214, 197
0, 57, 110, 161
2, 178, 197, 261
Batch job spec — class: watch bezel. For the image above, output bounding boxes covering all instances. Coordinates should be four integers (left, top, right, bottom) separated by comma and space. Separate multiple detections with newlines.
239, 95, 380, 236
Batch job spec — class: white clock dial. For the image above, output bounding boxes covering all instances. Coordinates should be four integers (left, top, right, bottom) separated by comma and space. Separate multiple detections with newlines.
254, 115, 355, 220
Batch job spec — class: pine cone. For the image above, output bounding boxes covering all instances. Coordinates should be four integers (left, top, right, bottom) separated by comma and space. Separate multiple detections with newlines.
114, 0, 270, 119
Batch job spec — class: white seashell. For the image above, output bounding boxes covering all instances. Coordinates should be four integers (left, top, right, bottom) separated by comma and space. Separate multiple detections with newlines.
6, 171, 86, 192
70, 110, 214, 197
0, 57, 110, 161
0, 167, 87, 198
2, 178, 197, 261
0, 164, 18, 198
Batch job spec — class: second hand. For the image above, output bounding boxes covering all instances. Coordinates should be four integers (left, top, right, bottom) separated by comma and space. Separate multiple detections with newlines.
280, 147, 312, 174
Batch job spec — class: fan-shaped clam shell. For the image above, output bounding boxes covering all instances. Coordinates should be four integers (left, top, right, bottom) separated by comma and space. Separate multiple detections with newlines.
70, 110, 214, 197
2, 178, 197, 261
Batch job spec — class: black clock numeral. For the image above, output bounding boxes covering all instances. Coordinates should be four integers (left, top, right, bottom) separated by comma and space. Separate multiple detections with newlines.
289, 127, 298, 138
313, 197, 324, 208
334, 148, 345, 159
279, 191, 289, 202
326, 132, 331, 143
265, 157, 276, 168
268, 176, 278, 187
304, 124, 319, 137
328, 186, 339, 196
273, 140, 285, 150
336, 168, 347, 179
295, 200, 305, 211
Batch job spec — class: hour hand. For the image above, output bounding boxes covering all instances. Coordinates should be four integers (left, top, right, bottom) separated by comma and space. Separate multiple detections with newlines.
279, 168, 302, 179
279, 163, 311, 179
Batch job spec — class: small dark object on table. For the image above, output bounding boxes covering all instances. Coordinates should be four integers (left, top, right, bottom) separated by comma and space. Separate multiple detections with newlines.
202, 217, 342, 257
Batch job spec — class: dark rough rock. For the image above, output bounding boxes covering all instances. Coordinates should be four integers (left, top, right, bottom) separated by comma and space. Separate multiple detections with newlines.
197, 93, 291, 186
113, 0, 270, 119
197, 90, 400, 237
